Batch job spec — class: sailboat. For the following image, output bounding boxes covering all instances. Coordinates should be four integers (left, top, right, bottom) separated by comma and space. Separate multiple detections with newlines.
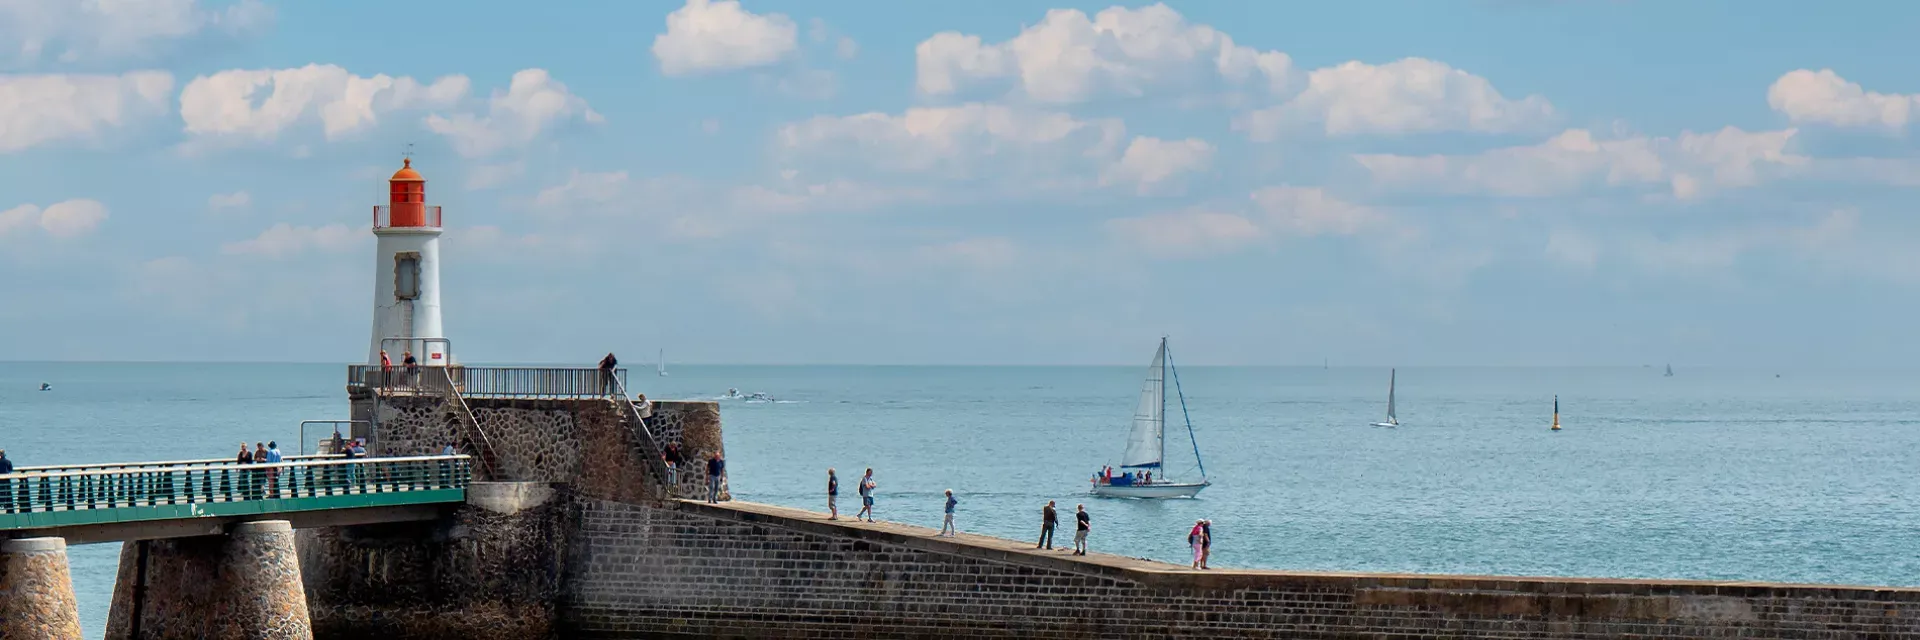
657, 348, 668, 377
1370, 368, 1399, 427
1664, 363, 1674, 377
1551, 395, 1562, 431
1090, 337, 1210, 499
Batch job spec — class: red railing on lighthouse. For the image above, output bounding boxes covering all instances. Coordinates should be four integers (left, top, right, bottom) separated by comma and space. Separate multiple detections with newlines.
373, 205, 442, 229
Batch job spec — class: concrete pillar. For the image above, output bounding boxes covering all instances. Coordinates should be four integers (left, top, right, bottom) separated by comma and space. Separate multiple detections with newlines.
106, 520, 313, 640
0, 537, 83, 640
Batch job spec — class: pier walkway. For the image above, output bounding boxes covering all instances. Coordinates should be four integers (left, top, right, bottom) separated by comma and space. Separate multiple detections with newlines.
0, 454, 472, 543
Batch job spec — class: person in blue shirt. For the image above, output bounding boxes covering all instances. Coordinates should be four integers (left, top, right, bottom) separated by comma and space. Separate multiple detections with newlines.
940, 489, 957, 537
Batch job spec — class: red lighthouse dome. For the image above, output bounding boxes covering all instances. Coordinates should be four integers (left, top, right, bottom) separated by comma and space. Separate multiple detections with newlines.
383, 158, 436, 228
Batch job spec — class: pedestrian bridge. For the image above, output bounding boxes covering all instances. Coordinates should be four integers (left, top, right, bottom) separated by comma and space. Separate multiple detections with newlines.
0, 454, 472, 544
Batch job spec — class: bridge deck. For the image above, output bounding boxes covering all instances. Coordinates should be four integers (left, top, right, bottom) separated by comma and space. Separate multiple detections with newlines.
1, 455, 472, 541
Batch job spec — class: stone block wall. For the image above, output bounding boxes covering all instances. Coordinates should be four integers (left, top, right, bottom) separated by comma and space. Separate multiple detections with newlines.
299, 483, 569, 640
560, 500, 1920, 640
352, 396, 725, 502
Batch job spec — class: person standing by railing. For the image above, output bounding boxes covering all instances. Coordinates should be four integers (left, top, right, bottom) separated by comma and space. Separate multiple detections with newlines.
663, 443, 683, 490
0, 449, 14, 514
598, 352, 619, 396
231, 443, 251, 500
252, 443, 268, 500
403, 350, 419, 388
265, 441, 284, 497
380, 350, 394, 390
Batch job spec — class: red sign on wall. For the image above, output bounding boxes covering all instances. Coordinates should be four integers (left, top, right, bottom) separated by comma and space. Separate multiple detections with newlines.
431, 353, 442, 360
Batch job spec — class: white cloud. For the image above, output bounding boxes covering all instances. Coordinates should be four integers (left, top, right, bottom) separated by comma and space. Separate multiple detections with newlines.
1107, 208, 1266, 258
0, 71, 172, 153
1355, 127, 1804, 199
1768, 69, 1917, 132
208, 191, 251, 210
1250, 186, 1385, 236
1237, 58, 1554, 140
1100, 136, 1214, 194
0, 0, 270, 65
221, 223, 357, 258
652, 0, 798, 76
0, 199, 108, 239
179, 64, 469, 143
1107, 186, 1383, 258
424, 69, 601, 158
915, 3, 1290, 103
836, 37, 859, 61
528, 168, 924, 238
775, 103, 1125, 180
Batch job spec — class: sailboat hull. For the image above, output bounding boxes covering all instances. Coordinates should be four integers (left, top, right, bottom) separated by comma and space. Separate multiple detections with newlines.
1091, 481, 1209, 499
1369, 421, 1397, 428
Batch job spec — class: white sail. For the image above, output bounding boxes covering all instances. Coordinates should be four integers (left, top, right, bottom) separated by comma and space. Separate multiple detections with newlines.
1120, 339, 1166, 469
657, 348, 667, 376
1385, 368, 1397, 423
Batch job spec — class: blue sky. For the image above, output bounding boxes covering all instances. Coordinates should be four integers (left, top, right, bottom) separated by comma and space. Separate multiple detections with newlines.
2, 0, 1918, 366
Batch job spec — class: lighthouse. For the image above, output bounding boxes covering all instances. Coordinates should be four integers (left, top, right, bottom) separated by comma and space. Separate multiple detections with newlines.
367, 158, 449, 366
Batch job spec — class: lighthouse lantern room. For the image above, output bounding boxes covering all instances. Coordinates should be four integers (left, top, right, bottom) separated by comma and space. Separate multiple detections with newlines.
368, 158, 449, 367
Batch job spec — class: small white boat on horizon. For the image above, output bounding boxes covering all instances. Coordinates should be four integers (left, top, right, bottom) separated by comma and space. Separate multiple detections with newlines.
1370, 368, 1399, 428
1090, 337, 1210, 500
657, 348, 668, 377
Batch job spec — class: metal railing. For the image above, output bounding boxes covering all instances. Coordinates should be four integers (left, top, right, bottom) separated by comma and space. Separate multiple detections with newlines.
348, 365, 628, 399
19, 454, 342, 476
608, 376, 672, 493
373, 205, 442, 228
0, 455, 473, 528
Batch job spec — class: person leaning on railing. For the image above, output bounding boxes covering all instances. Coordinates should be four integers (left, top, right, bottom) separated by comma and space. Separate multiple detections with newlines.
0, 449, 14, 514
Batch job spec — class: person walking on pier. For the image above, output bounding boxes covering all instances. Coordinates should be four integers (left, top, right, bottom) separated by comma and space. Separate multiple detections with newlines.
0, 449, 14, 514
1188, 520, 1207, 569
826, 468, 839, 520
598, 352, 619, 396
1037, 500, 1058, 550
856, 469, 875, 522
1200, 519, 1213, 569
706, 452, 725, 503
940, 489, 957, 536
1073, 504, 1090, 555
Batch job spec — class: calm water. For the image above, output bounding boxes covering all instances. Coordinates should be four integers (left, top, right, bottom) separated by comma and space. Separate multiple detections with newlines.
6, 362, 1920, 638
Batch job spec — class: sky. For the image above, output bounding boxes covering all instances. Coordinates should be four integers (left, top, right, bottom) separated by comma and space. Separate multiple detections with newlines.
2, 0, 1919, 366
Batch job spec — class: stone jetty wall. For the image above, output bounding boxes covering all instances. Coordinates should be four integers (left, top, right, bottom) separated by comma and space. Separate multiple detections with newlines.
561, 499, 1920, 640
303, 399, 725, 639
299, 483, 569, 640
352, 396, 727, 502
0, 537, 83, 640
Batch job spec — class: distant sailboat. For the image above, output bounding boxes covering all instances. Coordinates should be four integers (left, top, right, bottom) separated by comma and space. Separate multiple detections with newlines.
657, 348, 668, 377
1370, 369, 1399, 428
1551, 395, 1562, 432
1090, 337, 1210, 499
38, 382, 51, 391
1664, 363, 1674, 377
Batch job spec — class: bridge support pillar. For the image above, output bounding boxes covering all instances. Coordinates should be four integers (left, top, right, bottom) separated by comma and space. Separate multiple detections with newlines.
106, 520, 313, 640
0, 537, 83, 640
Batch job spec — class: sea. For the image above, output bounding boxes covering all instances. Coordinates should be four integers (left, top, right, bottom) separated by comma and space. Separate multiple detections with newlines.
5, 362, 1920, 638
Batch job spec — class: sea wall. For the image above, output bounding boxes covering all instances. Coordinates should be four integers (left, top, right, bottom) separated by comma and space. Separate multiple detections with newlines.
304, 398, 725, 639
298, 483, 569, 640
561, 499, 1920, 639
351, 396, 726, 502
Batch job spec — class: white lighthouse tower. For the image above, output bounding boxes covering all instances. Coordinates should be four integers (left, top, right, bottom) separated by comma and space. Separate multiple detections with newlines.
367, 158, 449, 366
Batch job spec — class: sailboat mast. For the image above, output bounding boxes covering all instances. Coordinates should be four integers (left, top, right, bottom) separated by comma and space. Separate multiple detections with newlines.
1166, 339, 1206, 479
1157, 337, 1167, 476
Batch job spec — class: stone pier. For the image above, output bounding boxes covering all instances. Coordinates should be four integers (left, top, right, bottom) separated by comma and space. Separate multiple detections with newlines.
0, 537, 83, 640
105, 520, 313, 640
299, 481, 570, 639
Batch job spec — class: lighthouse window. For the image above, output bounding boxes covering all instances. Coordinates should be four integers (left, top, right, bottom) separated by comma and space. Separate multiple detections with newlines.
395, 253, 421, 300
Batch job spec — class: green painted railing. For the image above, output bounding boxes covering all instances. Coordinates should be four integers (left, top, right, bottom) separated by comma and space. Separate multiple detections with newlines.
0, 455, 472, 531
